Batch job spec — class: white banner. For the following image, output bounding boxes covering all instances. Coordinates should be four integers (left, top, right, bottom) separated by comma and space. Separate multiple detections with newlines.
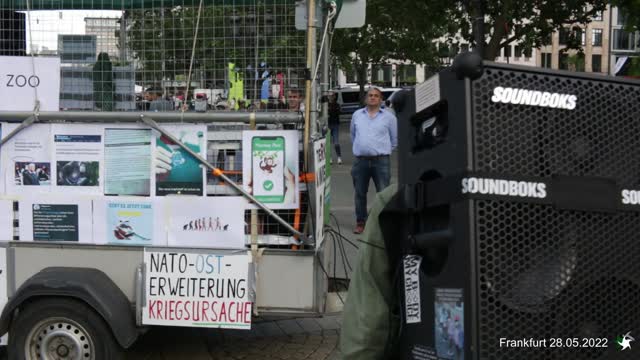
313, 138, 327, 248
143, 250, 252, 329
0, 56, 60, 111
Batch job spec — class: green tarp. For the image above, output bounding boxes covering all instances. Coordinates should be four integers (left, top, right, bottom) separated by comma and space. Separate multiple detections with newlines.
0, 0, 295, 11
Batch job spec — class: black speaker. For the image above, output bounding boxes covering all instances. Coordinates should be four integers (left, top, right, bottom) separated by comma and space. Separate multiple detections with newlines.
0, 11, 26, 56
383, 57, 640, 360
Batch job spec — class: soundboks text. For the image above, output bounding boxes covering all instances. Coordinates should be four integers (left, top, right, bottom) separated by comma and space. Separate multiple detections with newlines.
461, 177, 547, 199
491, 87, 577, 110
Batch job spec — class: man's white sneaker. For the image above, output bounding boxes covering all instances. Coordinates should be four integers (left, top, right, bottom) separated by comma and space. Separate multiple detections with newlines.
337, 157, 343, 164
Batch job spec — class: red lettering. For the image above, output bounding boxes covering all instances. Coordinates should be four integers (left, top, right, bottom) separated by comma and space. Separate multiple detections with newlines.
184, 301, 191, 321
244, 302, 252, 324
236, 301, 245, 323
148, 300, 157, 319
156, 300, 164, 320
168, 300, 175, 321
228, 302, 236, 322
202, 301, 210, 322
219, 301, 227, 323
211, 301, 218, 321
176, 301, 183, 320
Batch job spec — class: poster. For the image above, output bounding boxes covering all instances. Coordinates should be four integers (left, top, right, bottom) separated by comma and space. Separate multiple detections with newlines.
92, 198, 166, 246
313, 138, 327, 247
142, 250, 252, 329
18, 197, 92, 242
0, 123, 52, 195
0, 200, 14, 241
52, 124, 104, 194
435, 288, 464, 360
155, 125, 206, 196
242, 130, 299, 210
0, 56, 61, 111
167, 196, 245, 249
104, 127, 153, 196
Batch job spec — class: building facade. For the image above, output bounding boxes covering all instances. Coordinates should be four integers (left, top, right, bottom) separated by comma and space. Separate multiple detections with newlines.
85, 17, 121, 61
537, 6, 610, 74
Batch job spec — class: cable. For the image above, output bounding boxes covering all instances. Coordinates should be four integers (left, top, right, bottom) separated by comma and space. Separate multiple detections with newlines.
312, 2, 338, 83
25, 0, 40, 113
315, 251, 346, 306
182, 0, 205, 118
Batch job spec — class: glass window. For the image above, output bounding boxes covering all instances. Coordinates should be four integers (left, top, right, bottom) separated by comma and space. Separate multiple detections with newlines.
541, 53, 552, 68
593, 11, 603, 21
559, 53, 569, 70
515, 46, 522, 58
504, 45, 512, 58
524, 47, 533, 59
618, 8, 628, 26
592, 54, 602, 73
397, 64, 417, 86
592, 29, 603, 46
372, 64, 392, 87
613, 29, 636, 50
559, 28, 569, 45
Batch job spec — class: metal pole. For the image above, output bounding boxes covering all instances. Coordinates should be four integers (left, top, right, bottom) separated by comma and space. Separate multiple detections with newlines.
0, 115, 35, 147
304, 0, 317, 171
140, 115, 307, 242
320, 17, 331, 129
0, 111, 302, 124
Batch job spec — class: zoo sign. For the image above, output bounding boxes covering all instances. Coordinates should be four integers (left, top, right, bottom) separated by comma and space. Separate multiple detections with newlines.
0, 56, 61, 111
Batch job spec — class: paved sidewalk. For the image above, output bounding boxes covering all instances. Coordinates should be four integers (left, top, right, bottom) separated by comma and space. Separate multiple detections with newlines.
126, 315, 343, 359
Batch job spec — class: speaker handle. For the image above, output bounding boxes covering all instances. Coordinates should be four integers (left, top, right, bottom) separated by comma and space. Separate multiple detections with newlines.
410, 229, 453, 253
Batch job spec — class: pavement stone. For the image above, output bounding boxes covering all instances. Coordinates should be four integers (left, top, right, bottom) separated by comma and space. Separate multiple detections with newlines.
124, 315, 343, 360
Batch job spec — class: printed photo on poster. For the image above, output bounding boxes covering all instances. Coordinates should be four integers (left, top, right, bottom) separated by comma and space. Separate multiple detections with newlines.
56, 161, 99, 186
15, 162, 50, 186
167, 196, 245, 248
18, 198, 92, 243
1, 123, 52, 194
242, 130, 299, 210
52, 124, 104, 194
93, 198, 165, 246
435, 288, 464, 360
155, 125, 206, 196
105, 128, 152, 196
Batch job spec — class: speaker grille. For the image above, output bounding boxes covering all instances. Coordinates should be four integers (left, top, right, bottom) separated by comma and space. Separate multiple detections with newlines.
472, 69, 640, 187
474, 199, 640, 359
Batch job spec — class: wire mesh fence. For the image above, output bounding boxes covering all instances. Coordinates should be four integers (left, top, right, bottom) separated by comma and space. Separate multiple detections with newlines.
1, 0, 307, 112
0, 0, 314, 247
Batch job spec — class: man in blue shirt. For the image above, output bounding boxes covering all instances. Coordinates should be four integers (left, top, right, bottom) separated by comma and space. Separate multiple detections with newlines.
350, 87, 398, 234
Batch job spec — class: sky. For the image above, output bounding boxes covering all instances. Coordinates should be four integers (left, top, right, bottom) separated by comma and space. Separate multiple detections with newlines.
22, 10, 123, 52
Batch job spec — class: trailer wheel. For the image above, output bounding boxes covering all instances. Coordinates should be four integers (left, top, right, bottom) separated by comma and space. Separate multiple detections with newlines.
8, 298, 123, 360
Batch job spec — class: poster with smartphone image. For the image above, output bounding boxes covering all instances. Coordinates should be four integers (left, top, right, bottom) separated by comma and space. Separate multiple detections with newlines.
242, 130, 299, 210
154, 124, 206, 196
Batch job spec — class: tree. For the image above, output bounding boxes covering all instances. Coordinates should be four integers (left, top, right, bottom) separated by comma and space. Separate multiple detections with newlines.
331, 0, 449, 103
446, 0, 608, 60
